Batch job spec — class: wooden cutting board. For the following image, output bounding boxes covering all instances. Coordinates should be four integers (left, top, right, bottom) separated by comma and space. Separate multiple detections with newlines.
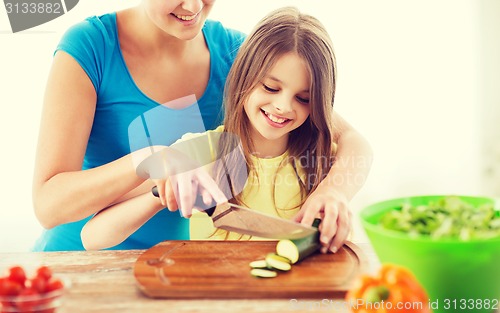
134, 240, 367, 299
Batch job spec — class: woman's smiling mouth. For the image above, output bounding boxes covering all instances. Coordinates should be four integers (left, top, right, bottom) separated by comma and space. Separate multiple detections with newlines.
171, 12, 198, 21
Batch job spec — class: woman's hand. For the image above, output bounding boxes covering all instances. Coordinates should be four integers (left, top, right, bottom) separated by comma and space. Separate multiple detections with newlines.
294, 182, 352, 254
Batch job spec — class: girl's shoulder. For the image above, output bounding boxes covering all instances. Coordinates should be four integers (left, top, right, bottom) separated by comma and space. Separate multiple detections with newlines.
175, 125, 225, 143
203, 20, 246, 59
210, 125, 225, 133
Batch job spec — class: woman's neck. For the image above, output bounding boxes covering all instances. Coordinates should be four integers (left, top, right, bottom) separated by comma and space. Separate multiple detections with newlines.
118, 7, 201, 59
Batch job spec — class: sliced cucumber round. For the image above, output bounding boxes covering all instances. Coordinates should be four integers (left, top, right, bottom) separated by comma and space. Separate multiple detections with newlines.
276, 239, 300, 264
265, 253, 291, 271
276, 219, 321, 264
249, 260, 268, 269
250, 268, 277, 278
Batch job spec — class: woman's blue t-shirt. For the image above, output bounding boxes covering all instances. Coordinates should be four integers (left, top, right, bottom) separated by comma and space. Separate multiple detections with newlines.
32, 13, 245, 251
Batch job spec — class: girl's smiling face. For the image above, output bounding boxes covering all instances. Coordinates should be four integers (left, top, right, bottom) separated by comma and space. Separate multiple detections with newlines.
244, 52, 311, 157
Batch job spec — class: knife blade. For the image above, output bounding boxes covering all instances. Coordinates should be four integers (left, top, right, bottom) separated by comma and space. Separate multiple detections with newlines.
211, 202, 317, 239
151, 186, 317, 240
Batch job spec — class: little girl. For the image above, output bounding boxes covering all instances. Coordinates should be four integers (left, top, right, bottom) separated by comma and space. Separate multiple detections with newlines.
82, 7, 369, 251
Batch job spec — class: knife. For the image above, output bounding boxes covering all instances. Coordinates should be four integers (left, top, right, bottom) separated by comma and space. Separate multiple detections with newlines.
151, 186, 317, 240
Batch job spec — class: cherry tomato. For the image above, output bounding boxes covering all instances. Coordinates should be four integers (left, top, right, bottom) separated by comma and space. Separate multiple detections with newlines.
7, 266, 26, 287
45, 279, 64, 293
0, 278, 6, 296
30, 276, 47, 293
35, 266, 52, 281
0, 278, 22, 296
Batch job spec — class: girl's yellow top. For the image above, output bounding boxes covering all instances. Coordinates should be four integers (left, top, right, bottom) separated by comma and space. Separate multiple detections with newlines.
174, 126, 306, 240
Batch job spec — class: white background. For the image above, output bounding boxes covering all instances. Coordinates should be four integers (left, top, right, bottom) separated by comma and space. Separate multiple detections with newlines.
0, 0, 499, 252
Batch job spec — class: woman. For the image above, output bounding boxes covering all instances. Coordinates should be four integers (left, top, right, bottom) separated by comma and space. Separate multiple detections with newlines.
33, 0, 372, 251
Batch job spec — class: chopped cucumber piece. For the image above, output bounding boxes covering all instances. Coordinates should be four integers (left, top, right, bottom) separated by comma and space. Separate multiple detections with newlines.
265, 253, 291, 271
276, 218, 321, 263
250, 219, 322, 279
250, 268, 277, 278
276, 239, 300, 264
249, 260, 268, 269
266, 253, 291, 264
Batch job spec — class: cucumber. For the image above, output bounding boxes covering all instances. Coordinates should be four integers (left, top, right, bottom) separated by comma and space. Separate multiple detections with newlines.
250, 268, 277, 278
249, 219, 321, 278
276, 218, 321, 264
248, 260, 268, 269
265, 253, 291, 271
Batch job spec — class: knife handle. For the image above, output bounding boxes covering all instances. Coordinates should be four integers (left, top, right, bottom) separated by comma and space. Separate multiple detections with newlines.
151, 186, 216, 216
312, 218, 322, 228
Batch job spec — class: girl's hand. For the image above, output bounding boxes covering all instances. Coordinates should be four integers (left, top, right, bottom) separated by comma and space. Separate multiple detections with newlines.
151, 178, 178, 212
294, 183, 352, 254
152, 167, 227, 218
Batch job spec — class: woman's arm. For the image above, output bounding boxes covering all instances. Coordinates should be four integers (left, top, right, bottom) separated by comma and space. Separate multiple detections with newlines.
325, 111, 373, 200
295, 110, 373, 252
32, 51, 152, 229
82, 159, 228, 250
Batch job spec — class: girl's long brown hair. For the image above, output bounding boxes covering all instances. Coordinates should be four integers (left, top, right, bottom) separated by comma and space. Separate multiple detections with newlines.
214, 6, 337, 209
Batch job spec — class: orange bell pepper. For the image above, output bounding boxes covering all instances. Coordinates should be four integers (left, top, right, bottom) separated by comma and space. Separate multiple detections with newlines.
346, 264, 431, 313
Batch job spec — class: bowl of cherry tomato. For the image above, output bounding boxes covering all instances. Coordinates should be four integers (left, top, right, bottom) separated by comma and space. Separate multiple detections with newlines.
0, 265, 70, 313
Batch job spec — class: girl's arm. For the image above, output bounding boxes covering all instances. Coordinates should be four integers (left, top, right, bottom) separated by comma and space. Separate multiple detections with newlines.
82, 150, 228, 250
32, 51, 155, 229
81, 193, 164, 250
295, 110, 373, 253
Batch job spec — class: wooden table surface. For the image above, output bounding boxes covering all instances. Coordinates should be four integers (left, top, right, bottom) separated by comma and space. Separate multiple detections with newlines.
0, 242, 379, 313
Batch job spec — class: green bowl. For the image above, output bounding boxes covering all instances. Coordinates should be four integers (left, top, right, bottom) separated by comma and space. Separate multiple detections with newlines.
360, 195, 500, 313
